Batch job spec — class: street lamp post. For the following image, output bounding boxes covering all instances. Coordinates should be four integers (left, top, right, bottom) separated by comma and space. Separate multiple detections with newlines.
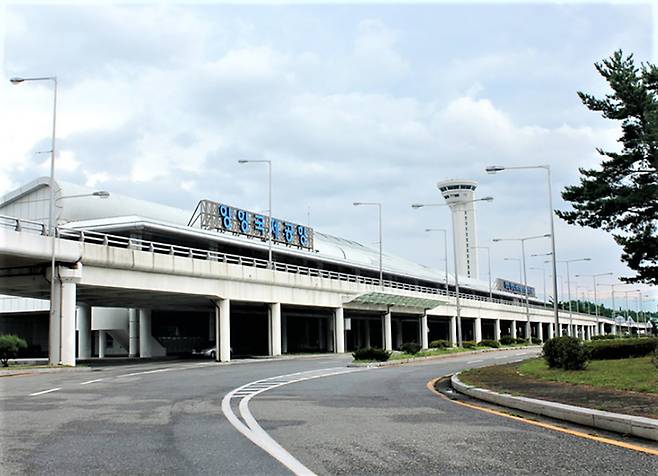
470, 246, 493, 300
425, 228, 449, 293
353, 202, 383, 288
553, 258, 591, 336
528, 266, 547, 308
493, 234, 551, 340
575, 272, 613, 335
413, 197, 494, 347
11, 76, 59, 365
486, 164, 560, 333
238, 160, 272, 268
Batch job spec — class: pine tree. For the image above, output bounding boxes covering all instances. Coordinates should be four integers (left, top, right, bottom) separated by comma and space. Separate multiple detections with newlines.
557, 51, 658, 285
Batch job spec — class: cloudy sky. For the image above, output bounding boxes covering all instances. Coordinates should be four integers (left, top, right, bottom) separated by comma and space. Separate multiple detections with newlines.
1, 1, 655, 308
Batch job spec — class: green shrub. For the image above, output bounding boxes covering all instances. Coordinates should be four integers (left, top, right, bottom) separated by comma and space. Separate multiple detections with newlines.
0, 335, 28, 367
591, 334, 619, 341
515, 338, 528, 345
585, 338, 658, 360
352, 347, 391, 362
400, 342, 421, 355
531, 337, 542, 345
499, 335, 515, 345
462, 340, 477, 349
542, 336, 589, 370
478, 339, 500, 348
429, 339, 450, 349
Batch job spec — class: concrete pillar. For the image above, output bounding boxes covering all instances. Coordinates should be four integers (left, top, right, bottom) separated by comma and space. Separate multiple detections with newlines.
394, 320, 403, 349
449, 316, 457, 347
209, 312, 215, 341
537, 322, 543, 342
474, 317, 482, 343
77, 304, 91, 359
60, 279, 77, 366
364, 319, 371, 348
383, 311, 392, 351
282, 315, 288, 353
318, 318, 325, 351
326, 317, 334, 352
48, 277, 61, 365
128, 308, 139, 357
334, 307, 345, 353
547, 323, 554, 340
269, 303, 282, 356
494, 319, 501, 341
612, 323, 617, 335
525, 321, 531, 340
98, 331, 106, 358
511, 320, 517, 339
215, 298, 231, 362
420, 313, 429, 350
138, 309, 152, 358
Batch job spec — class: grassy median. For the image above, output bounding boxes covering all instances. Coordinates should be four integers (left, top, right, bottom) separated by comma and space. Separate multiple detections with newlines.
460, 357, 658, 418
518, 357, 658, 394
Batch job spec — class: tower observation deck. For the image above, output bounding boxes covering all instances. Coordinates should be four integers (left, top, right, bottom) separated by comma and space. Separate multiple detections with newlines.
436, 179, 479, 279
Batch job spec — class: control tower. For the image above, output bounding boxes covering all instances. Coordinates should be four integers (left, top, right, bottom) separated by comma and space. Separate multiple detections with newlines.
436, 179, 479, 279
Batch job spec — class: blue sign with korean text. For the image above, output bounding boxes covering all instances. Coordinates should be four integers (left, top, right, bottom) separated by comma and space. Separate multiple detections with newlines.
193, 199, 314, 250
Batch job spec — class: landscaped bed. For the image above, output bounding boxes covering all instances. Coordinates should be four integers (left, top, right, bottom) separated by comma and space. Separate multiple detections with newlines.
459, 357, 658, 419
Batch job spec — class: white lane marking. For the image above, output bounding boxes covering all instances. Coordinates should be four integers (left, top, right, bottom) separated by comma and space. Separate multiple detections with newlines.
29, 387, 61, 396
493, 356, 506, 359
80, 378, 103, 385
222, 367, 371, 475
514, 353, 527, 356
467, 359, 483, 364
117, 368, 172, 378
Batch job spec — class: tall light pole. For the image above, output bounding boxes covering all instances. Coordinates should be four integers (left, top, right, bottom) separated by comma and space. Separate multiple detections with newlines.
486, 164, 560, 333
238, 160, 272, 268
529, 266, 547, 307
412, 197, 493, 347
353, 202, 383, 288
575, 272, 613, 335
493, 234, 551, 340
11, 76, 59, 365
503, 257, 522, 282
553, 258, 591, 336
425, 228, 449, 293
470, 245, 493, 300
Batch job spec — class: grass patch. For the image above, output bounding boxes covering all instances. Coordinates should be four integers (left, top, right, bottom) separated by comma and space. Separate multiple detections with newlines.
389, 346, 492, 360
519, 357, 658, 394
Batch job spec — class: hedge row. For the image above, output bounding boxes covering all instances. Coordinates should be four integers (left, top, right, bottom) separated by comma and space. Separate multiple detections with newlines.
585, 338, 657, 360
352, 347, 391, 362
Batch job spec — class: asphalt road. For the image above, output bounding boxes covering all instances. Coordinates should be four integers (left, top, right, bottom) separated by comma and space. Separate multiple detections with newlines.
1, 349, 656, 475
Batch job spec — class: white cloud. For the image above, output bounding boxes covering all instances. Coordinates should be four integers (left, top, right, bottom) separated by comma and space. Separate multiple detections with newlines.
0, 3, 651, 290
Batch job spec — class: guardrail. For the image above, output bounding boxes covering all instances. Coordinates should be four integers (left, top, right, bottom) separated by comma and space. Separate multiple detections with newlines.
0, 215, 617, 321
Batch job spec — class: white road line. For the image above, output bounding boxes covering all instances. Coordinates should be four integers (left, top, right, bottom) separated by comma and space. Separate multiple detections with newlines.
29, 387, 61, 396
493, 356, 506, 359
117, 368, 172, 378
514, 353, 527, 356
467, 359, 483, 364
222, 367, 370, 475
80, 378, 103, 385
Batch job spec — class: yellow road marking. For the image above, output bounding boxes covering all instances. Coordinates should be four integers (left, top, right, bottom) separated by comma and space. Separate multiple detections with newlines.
426, 377, 658, 457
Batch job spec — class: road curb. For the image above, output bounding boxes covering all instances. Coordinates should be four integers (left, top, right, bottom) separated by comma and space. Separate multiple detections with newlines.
450, 372, 658, 442
348, 345, 541, 368
0, 366, 93, 377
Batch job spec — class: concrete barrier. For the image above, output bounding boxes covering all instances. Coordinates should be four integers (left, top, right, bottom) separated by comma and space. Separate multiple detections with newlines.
451, 372, 658, 442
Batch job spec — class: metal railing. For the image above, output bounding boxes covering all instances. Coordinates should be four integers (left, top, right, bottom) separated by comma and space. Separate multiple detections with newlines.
0, 215, 614, 321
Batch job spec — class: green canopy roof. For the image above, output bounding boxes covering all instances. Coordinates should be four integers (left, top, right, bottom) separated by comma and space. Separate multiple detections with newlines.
347, 292, 445, 309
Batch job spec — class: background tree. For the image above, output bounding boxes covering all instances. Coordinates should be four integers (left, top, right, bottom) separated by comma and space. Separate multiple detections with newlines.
557, 50, 658, 285
0, 335, 27, 367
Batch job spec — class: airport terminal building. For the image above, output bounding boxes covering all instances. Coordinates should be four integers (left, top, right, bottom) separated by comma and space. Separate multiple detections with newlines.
0, 177, 625, 365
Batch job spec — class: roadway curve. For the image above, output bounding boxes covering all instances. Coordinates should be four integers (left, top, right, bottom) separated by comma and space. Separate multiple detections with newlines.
1, 350, 656, 475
